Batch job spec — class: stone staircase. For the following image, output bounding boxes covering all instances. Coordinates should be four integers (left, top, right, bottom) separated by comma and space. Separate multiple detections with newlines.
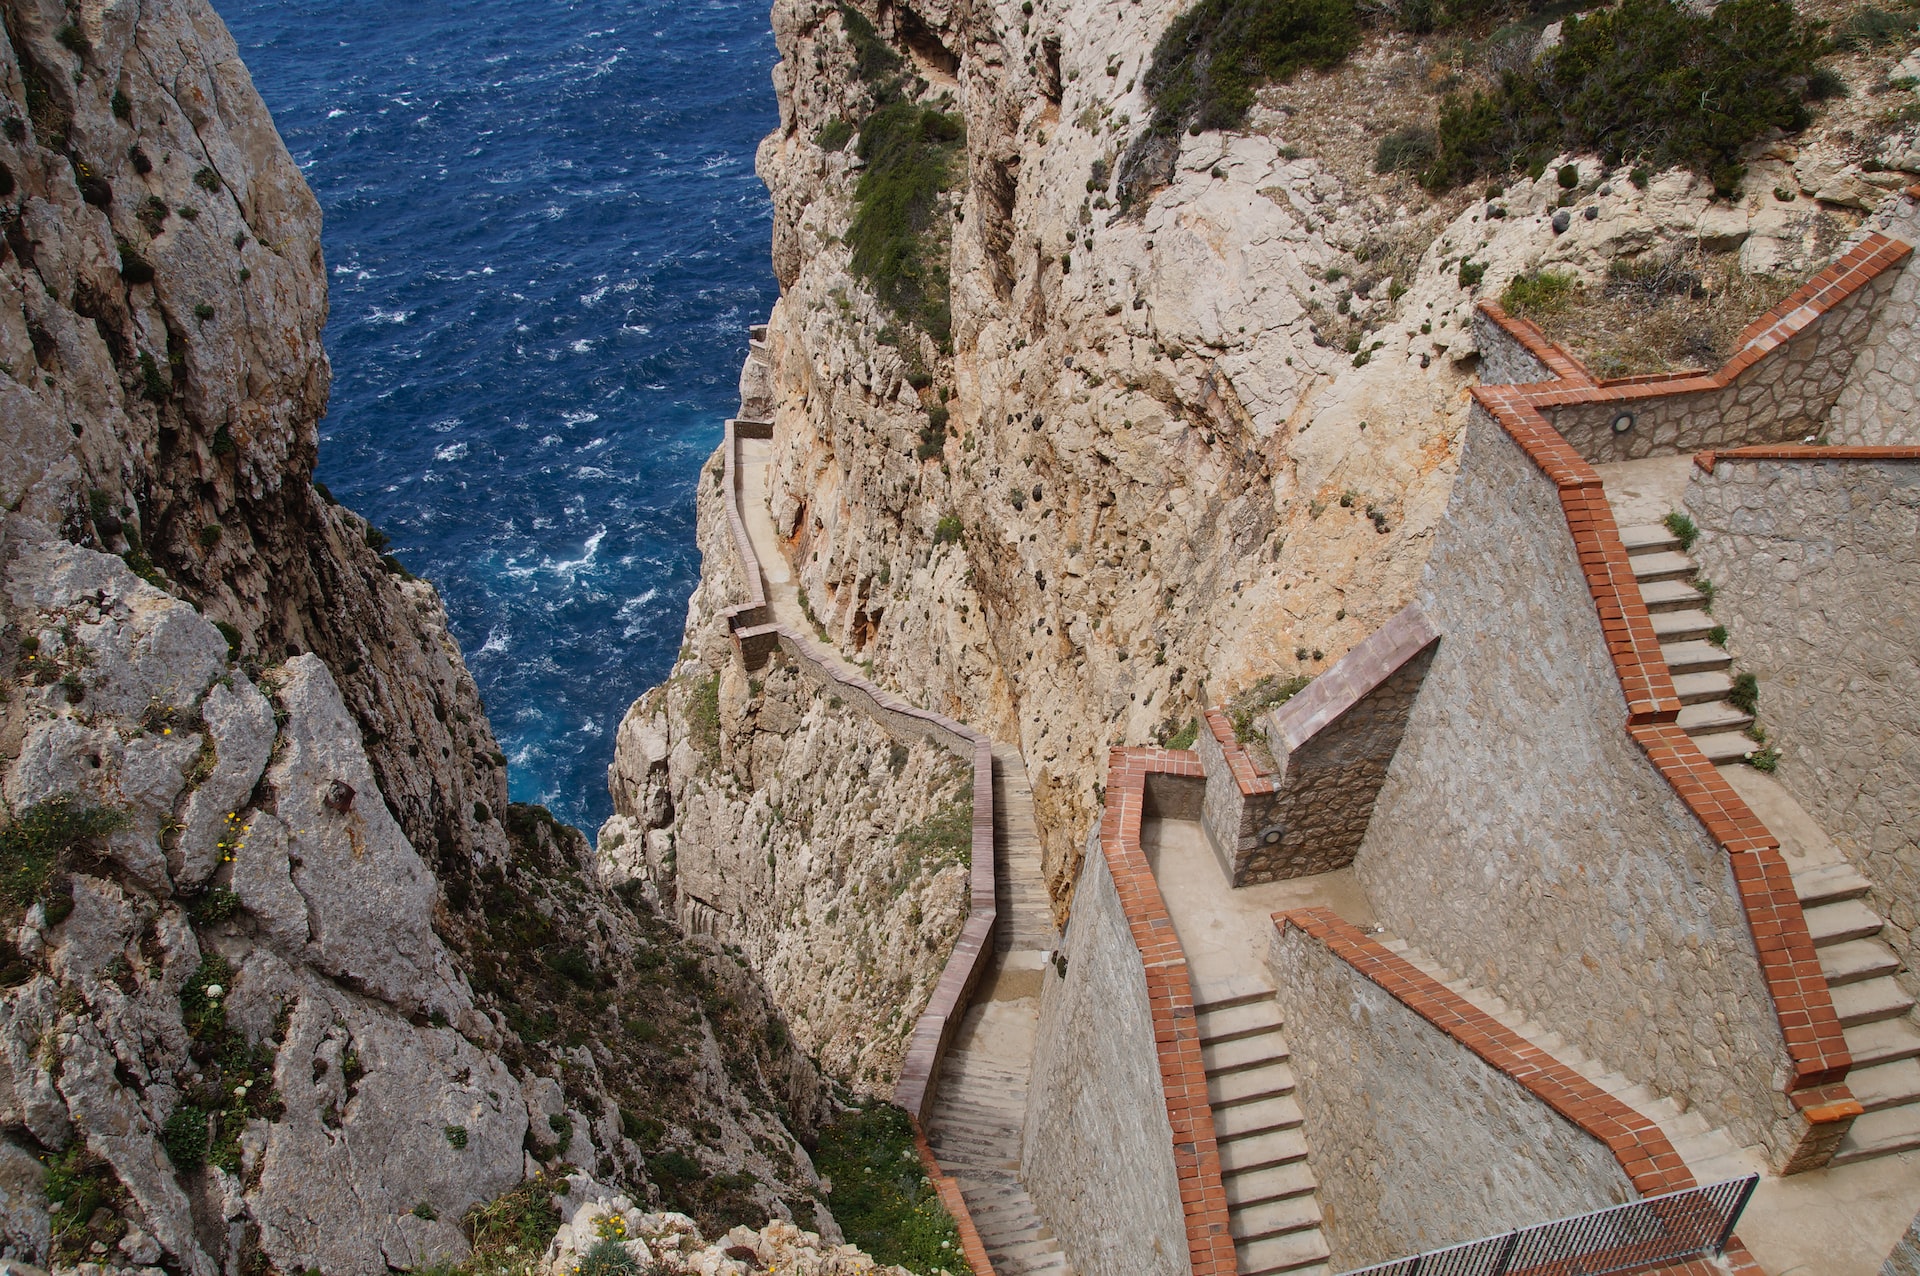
1195, 988, 1330, 1276
925, 745, 1072, 1276
1616, 522, 1755, 764
1373, 935, 1762, 1184
1793, 861, 1920, 1163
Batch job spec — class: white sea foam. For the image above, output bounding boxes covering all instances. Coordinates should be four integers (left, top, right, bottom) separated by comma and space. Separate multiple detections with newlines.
580, 285, 610, 306
616, 589, 660, 638
477, 625, 510, 657
434, 441, 468, 462
366, 307, 412, 325
562, 410, 599, 426
327, 108, 347, 119
571, 338, 595, 353
577, 436, 608, 451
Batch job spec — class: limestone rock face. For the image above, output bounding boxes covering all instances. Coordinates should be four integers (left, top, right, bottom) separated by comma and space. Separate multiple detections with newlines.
0, 0, 841, 1271
615, 0, 1885, 919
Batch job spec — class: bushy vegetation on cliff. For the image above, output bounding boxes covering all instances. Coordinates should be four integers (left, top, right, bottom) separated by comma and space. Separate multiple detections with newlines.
1122, 0, 1833, 203
836, 4, 965, 353
1423, 0, 1828, 194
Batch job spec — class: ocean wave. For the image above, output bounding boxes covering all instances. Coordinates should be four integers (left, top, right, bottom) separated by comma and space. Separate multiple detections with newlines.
434, 441, 468, 461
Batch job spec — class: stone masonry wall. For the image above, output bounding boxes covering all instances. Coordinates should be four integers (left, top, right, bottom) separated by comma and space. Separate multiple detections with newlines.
1355, 408, 1802, 1163
1195, 717, 1279, 884
1685, 456, 1920, 998
1886, 1206, 1920, 1276
1830, 259, 1920, 446
1831, 196, 1920, 447
1022, 830, 1188, 1276
1270, 924, 1637, 1268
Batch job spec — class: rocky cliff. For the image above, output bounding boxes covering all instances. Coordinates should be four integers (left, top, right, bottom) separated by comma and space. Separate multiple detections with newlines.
612, 0, 1913, 921
0, 2, 846, 1272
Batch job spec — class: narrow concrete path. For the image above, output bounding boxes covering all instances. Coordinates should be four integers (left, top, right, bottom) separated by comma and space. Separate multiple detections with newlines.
732, 413, 1069, 1275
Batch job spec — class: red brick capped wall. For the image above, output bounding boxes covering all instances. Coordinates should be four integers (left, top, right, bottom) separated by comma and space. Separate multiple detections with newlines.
1471, 268, 1880, 1163
1098, 746, 1240, 1276
1695, 444, 1920, 472
716, 404, 1000, 1275
1280, 908, 1767, 1276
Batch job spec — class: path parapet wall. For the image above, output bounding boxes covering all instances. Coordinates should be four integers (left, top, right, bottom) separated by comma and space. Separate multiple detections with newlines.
1355, 403, 1853, 1171
1685, 447, 1920, 997
1028, 747, 1238, 1276
1273, 910, 1765, 1276
709, 337, 999, 1276
1023, 819, 1193, 1276
1473, 228, 1912, 466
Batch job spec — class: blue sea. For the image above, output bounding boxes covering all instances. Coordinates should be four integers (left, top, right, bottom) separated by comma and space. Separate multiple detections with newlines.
213, 0, 780, 830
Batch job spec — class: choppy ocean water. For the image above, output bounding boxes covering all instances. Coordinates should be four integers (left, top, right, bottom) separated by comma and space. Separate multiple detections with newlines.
213, 0, 780, 829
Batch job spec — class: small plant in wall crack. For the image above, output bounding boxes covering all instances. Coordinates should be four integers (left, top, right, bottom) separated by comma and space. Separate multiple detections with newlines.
1727, 671, 1759, 716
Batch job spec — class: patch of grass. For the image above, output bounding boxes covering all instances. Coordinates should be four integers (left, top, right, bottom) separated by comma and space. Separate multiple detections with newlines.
1166, 718, 1201, 751
46, 1146, 126, 1265
578, 1239, 639, 1276
0, 796, 125, 923
687, 674, 721, 761
1424, 0, 1827, 195
1142, 0, 1361, 138
463, 1170, 567, 1275
812, 1104, 961, 1276
1707, 624, 1727, 647
1663, 511, 1698, 551
1728, 671, 1759, 716
1229, 674, 1313, 741
1499, 269, 1578, 317
896, 797, 972, 868
1832, 5, 1918, 50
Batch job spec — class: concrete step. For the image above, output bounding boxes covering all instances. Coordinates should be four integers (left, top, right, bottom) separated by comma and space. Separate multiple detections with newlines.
1831, 978, 1916, 1028
1640, 579, 1708, 614
1677, 701, 1753, 735
1232, 1195, 1323, 1243
1221, 1162, 1319, 1209
1671, 671, 1735, 706
1661, 640, 1732, 675
1846, 1058, 1920, 1113
1805, 898, 1885, 947
1198, 997, 1284, 1045
1830, 1103, 1920, 1165
1817, 938, 1902, 987
1236, 1229, 1331, 1276
1630, 550, 1698, 584
1213, 1097, 1304, 1140
1652, 608, 1717, 642
1205, 1035, 1291, 1077
1693, 731, 1756, 764
1218, 1128, 1310, 1175
1210, 1061, 1298, 1109
1847, 1016, 1920, 1068
1793, 861, 1873, 908
1620, 523, 1682, 553
1195, 988, 1277, 1016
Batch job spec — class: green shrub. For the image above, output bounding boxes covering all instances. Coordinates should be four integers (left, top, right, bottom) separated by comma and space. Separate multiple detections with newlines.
137, 351, 168, 400
812, 1104, 962, 1276
848, 100, 966, 351
1424, 0, 1826, 195
932, 514, 964, 544
1374, 126, 1438, 175
193, 166, 221, 192
839, 3, 903, 85
648, 1149, 700, 1183
1458, 259, 1487, 288
1141, 0, 1360, 138
188, 888, 240, 926
817, 117, 855, 151
1166, 718, 1200, 750
161, 1104, 208, 1168
546, 945, 597, 988
1499, 269, 1577, 316
445, 1124, 469, 1149
1557, 162, 1579, 188
198, 523, 222, 549
687, 674, 721, 760
578, 1239, 639, 1276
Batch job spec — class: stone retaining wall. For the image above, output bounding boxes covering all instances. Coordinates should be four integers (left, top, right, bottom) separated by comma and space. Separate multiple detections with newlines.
1273, 911, 1649, 1268
1023, 832, 1191, 1276
1832, 196, 1920, 447
1686, 449, 1920, 997
1354, 408, 1819, 1168
1473, 231, 1912, 466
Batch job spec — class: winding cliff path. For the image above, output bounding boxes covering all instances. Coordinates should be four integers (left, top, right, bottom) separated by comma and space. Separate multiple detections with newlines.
732, 430, 1071, 1276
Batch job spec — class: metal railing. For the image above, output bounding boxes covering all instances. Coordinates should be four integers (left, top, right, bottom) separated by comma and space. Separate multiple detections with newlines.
1340, 1176, 1759, 1276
